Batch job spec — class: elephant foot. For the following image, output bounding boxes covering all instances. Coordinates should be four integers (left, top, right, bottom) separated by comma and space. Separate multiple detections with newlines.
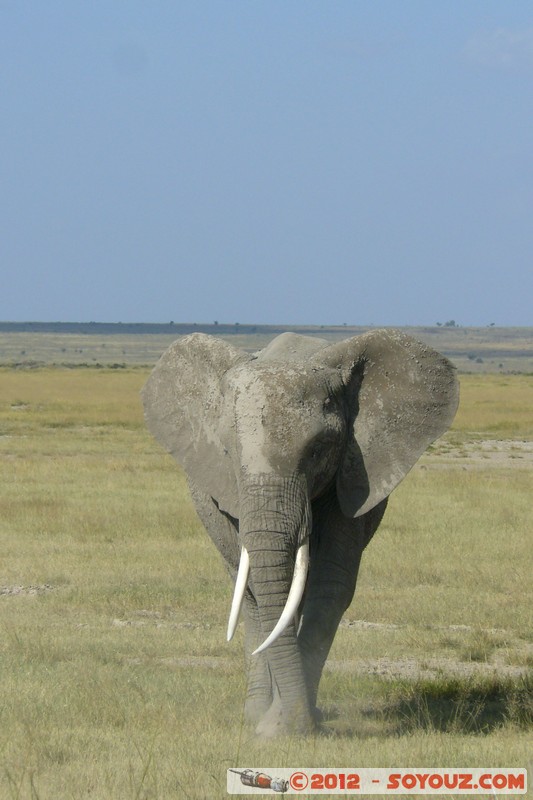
255, 699, 316, 739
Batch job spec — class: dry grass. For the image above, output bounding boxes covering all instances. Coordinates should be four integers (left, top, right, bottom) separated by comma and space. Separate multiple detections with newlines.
0, 367, 531, 798
451, 374, 533, 438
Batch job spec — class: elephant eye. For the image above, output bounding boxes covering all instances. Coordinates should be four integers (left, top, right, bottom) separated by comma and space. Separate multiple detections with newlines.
323, 394, 339, 413
311, 444, 321, 460
310, 434, 334, 460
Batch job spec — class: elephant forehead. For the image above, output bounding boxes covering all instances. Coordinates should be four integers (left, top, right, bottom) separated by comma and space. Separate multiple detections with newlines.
226, 364, 342, 469
229, 363, 337, 409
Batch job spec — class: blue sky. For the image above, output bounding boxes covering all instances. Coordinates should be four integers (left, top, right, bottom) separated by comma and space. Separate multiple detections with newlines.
2, 2, 532, 326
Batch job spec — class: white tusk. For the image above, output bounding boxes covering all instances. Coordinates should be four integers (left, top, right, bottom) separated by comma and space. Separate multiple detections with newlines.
252, 541, 309, 655
226, 547, 250, 642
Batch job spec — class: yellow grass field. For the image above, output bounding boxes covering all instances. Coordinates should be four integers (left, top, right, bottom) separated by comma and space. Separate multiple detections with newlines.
0, 368, 531, 799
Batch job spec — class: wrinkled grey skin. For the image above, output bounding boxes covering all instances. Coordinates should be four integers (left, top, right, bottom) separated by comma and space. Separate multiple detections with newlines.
142, 330, 459, 737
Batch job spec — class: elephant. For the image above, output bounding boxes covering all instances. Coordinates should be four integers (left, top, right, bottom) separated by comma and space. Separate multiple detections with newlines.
142, 329, 459, 737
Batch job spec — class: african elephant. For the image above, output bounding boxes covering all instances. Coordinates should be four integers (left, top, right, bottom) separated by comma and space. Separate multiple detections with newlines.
142, 330, 458, 737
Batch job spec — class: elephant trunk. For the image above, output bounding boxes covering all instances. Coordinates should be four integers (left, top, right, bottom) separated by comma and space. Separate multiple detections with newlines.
235, 473, 314, 732
237, 473, 310, 647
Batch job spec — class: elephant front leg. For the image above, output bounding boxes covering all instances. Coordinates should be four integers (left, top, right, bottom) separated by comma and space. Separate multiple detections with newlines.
297, 547, 363, 716
298, 495, 387, 715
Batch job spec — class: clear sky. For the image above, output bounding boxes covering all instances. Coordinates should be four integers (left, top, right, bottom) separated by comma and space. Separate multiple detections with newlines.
2, 2, 532, 327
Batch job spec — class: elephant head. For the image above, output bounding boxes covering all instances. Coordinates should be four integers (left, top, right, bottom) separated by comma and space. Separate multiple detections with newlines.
142, 330, 458, 734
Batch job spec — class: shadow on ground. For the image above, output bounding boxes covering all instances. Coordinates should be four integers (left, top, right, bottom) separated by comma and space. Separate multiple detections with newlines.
320, 673, 533, 738
369, 673, 533, 735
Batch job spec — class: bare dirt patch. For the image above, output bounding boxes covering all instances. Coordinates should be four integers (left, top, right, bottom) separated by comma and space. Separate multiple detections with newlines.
422, 439, 533, 470
0, 584, 55, 597
336, 620, 533, 680
125, 655, 233, 671
326, 656, 529, 681
111, 613, 211, 630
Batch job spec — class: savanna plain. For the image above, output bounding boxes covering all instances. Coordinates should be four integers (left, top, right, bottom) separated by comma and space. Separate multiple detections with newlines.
0, 331, 532, 799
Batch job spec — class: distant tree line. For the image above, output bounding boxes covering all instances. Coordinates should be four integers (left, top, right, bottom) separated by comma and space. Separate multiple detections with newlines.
0, 321, 265, 336
0, 321, 373, 336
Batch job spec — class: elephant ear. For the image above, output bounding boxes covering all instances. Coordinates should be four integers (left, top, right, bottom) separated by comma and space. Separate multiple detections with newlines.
317, 330, 459, 518
141, 333, 247, 517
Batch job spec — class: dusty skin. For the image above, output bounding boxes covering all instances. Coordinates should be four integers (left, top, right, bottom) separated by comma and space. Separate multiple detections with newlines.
142, 330, 459, 737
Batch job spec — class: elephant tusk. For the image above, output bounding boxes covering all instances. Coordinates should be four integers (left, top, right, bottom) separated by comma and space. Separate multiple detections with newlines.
226, 546, 250, 642
252, 541, 309, 655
